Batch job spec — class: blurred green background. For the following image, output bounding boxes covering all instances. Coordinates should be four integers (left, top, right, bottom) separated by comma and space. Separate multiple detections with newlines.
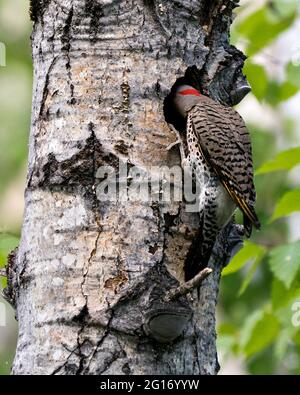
1, 0, 300, 375
0, 0, 32, 374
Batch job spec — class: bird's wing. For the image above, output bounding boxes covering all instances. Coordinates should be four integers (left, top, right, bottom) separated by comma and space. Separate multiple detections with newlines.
188, 101, 260, 233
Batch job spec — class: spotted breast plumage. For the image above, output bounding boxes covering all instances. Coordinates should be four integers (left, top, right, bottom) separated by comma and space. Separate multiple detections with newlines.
164, 78, 260, 282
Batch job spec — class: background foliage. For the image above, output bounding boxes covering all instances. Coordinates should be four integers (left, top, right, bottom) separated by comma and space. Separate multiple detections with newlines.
0, 0, 32, 374
218, 0, 300, 374
0, 0, 300, 374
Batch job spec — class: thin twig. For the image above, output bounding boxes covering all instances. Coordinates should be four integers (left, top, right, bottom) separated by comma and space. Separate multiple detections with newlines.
166, 139, 180, 151
164, 268, 213, 302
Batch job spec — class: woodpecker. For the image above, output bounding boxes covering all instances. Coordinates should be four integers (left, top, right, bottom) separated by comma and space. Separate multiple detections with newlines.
164, 73, 260, 282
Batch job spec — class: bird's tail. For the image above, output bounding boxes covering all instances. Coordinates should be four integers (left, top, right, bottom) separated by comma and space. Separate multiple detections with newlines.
184, 216, 216, 299
243, 209, 260, 238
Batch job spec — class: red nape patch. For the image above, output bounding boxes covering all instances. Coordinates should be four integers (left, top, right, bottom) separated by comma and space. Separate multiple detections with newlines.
179, 88, 201, 97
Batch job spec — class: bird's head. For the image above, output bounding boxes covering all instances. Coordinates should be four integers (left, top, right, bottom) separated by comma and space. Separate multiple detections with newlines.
173, 84, 202, 117
163, 68, 202, 132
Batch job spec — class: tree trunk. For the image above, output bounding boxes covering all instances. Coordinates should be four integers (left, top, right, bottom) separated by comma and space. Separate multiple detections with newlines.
8, 0, 247, 375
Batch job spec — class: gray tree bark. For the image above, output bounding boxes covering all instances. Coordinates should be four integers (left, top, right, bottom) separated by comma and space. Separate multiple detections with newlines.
6, 0, 247, 375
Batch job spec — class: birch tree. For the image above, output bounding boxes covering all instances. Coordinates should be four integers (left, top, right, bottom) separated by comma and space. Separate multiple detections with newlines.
5, 0, 249, 375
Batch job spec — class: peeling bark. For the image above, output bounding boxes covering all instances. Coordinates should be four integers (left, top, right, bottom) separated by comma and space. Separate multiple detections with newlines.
10, 0, 247, 375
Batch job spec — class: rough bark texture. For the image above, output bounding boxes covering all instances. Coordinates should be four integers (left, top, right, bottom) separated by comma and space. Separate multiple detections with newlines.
8, 0, 247, 375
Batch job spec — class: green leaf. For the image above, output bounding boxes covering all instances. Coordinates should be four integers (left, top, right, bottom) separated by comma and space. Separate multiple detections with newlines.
271, 189, 300, 222
287, 62, 300, 88
256, 147, 300, 175
238, 248, 266, 296
272, 0, 300, 18
269, 240, 300, 289
265, 80, 298, 106
0, 233, 19, 268
240, 310, 263, 349
274, 328, 296, 361
240, 309, 280, 357
222, 241, 266, 276
278, 81, 299, 101
272, 277, 300, 311
0, 233, 19, 289
237, 6, 296, 56
243, 61, 267, 101
218, 323, 237, 336
294, 327, 300, 347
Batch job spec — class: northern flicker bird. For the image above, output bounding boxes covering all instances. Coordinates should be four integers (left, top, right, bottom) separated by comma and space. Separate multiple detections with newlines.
164, 73, 260, 282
